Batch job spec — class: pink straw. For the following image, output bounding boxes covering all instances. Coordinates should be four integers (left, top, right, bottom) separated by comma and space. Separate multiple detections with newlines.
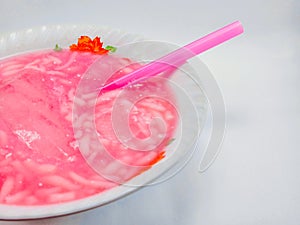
102, 21, 244, 91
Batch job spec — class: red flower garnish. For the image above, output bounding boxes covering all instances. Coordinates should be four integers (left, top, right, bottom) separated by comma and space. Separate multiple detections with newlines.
148, 151, 166, 166
69, 36, 109, 54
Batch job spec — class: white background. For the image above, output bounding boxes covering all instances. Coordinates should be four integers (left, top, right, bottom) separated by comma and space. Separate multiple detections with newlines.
0, 0, 299, 224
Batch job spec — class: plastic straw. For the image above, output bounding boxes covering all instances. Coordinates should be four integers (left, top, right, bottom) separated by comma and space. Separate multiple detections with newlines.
102, 21, 244, 91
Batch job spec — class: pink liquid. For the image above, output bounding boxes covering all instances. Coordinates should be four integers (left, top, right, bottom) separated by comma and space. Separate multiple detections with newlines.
0, 49, 178, 205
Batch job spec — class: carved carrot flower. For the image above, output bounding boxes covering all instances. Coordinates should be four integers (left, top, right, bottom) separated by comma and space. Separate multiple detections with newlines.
69, 36, 116, 54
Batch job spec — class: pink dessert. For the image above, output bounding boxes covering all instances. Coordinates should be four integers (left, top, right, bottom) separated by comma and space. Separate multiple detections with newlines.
0, 49, 178, 205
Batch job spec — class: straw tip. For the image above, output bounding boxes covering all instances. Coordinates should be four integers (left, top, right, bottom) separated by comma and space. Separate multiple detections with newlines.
233, 21, 244, 34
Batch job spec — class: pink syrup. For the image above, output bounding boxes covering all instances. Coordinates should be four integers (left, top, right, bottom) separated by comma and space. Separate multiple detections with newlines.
0, 49, 178, 205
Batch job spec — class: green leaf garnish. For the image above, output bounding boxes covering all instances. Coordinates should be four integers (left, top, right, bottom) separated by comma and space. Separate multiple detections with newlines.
105, 45, 117, 53
54, 44, 62, 52
166, 138, 175, 146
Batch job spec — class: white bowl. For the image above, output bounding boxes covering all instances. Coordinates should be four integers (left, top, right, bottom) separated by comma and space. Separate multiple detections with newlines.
0, 25, 208, 221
